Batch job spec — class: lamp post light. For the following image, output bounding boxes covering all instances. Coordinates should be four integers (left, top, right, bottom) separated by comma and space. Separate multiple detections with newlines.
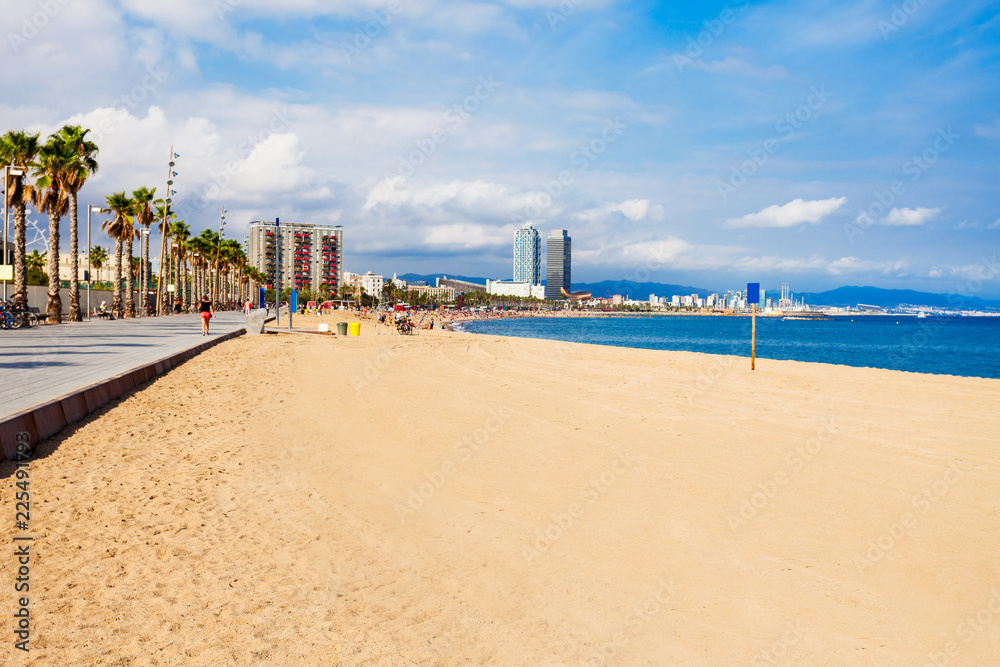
2, 165, 26, 300
213, 207, 226, 308
192, 252, 199, 303
140, 228, 150, 315
155, 147, 179, 316
86, 204, 105, 321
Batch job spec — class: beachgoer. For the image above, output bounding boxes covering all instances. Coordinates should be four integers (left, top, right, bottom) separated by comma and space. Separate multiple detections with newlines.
199, 294, 214, 335
243, 299, 252, 317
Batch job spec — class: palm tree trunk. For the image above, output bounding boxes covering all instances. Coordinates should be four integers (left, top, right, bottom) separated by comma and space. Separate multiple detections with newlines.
68, 194, 82, 321
111, 237, 124, 317
180, 257, 187, 309
12, 202, 28, 308
46, 210, 62, 324
124, 236, 136, 317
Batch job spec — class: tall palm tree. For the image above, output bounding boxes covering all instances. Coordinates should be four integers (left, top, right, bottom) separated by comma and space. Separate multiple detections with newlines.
168, 221, 191, 309
132, 186, 156, 313
121, 204, 138, 318
222, 239, 244, 305
102, 192, 133, 318
187, 236, 208, 303
0, 131, 40, 308
90, 245, 107, 284
56, 125, 99, 321
33, 136, 75, 323
196, 228, 220, 305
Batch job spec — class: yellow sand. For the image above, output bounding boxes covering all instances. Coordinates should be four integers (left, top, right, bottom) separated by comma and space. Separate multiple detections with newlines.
2, 320, 998, 665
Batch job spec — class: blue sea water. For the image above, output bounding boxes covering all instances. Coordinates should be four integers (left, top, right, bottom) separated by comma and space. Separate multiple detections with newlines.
463, 315, 1000, 379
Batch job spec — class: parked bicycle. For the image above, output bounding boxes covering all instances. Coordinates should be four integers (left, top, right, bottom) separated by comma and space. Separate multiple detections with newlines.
0, 300, 39, 329
396, 318, 414, 335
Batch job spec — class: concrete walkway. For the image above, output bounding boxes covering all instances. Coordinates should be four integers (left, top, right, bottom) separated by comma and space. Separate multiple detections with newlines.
0, 312, 254, 458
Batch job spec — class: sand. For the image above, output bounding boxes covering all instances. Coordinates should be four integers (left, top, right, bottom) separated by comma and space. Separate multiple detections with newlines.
2, 317, 999, 665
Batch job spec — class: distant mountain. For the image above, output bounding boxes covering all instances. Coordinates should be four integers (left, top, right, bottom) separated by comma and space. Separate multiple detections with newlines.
575, 280, 715, 299
397, 274, 999, 309
797, 286, 1000, 310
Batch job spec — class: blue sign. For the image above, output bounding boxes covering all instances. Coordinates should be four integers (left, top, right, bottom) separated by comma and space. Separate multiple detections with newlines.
259, 286, 266, 308
290, 289, 298, 312
747, 282, 760, 305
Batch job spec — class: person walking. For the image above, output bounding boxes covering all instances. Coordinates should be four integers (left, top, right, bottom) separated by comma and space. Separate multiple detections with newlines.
243, 298, 252, 318
199, 293, 214, 336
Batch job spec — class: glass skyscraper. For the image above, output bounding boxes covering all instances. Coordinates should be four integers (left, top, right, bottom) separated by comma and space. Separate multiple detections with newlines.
545, 229, 571, 300
513, 223, 541, 285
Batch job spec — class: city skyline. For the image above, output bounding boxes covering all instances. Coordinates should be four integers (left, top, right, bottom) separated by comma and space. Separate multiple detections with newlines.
4, 1, 999, 297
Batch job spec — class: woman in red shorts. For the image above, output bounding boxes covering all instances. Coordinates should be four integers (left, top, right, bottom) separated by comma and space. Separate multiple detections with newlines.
199, 294, 214, 336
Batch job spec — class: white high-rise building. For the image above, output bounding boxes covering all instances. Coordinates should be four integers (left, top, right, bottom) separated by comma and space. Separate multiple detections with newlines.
513, 224, 541, 285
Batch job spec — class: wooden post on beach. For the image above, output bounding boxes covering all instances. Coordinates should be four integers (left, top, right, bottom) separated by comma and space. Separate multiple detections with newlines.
751, 303, 756, 370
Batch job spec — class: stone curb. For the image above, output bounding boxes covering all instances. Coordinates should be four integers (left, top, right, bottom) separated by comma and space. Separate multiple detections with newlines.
0, 327, 246, 460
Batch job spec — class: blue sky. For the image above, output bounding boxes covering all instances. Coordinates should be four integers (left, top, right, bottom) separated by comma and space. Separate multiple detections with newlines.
3, 0, 999, 296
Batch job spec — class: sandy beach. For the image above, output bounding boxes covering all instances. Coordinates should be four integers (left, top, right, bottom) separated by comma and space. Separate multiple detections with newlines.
2, 317, 999, 665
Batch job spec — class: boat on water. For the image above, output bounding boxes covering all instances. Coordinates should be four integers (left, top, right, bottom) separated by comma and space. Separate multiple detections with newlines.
917, 312, 928, 318
781, 310, 831, 321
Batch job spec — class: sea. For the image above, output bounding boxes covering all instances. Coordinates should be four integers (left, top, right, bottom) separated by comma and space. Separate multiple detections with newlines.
462, 314, 1000, 379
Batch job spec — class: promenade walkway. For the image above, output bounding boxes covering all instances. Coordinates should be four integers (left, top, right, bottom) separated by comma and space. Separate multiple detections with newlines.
0, 312, 253, 458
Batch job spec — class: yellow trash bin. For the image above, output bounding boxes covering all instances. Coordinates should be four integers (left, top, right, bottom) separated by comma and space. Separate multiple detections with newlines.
348, 322, 361, 336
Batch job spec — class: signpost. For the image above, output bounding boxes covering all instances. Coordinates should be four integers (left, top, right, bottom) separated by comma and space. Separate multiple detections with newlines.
747, 282, 760, 370
259, 286, 265, 310
289, 289, 297, 329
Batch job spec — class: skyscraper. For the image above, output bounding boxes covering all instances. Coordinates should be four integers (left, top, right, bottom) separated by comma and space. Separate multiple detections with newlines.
513, 223, 541, 284
545, 229, 571, 300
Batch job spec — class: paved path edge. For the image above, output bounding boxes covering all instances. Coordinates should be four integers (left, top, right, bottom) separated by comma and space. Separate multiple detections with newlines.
1, 327, 247, 460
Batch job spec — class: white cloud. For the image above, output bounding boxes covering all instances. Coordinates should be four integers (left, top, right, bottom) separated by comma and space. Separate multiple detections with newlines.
882, 207, 940, 226
576, 198, 651, 223
974, 119, 1000, 140
688, 57, 788, 80
424, 223, 513, 249
723, 197, 846, 229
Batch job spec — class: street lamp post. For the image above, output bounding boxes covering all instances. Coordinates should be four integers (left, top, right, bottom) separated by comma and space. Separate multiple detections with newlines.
86, 204, 105, 321
192, 252, 199, 303
212, 207, 226, 308
155, 147, 179, 316
2, 165, 26, 301
140, 228, 150, 315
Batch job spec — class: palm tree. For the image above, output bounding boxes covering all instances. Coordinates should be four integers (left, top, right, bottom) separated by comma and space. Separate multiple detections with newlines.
33, 136, 76, 323
26, 249, 45, 272
56, 125, 99, 322
90, 245, 107, 284
0, 131, 40, 308
132, 186, 155, 313
102, 192, 133, 318
187, 236, 208, 304
169, 221, 191, 309
223, 239, 245, 305
121, 204, 138, 318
